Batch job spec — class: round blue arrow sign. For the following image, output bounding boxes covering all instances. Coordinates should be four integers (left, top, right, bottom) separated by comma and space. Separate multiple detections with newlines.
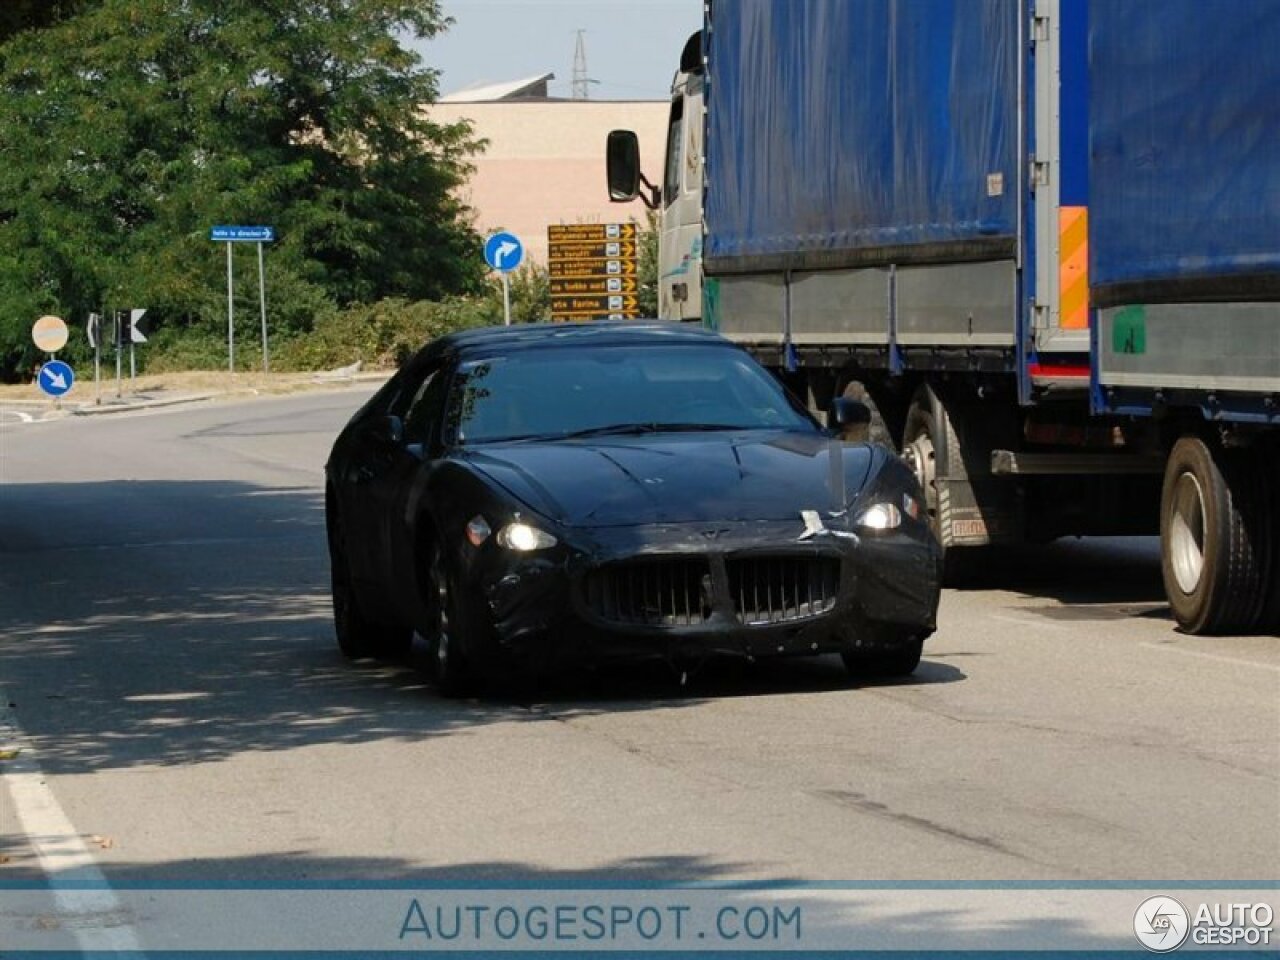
38, 359, 75, 398
484, 232, 524, 273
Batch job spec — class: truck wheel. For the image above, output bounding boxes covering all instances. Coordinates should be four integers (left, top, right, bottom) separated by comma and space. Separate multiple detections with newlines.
902, 385, 974, 578
1161, 437, 1273, 634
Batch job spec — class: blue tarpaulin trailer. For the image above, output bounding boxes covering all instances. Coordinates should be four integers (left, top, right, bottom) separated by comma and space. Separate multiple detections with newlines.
608, 0, 1278, 634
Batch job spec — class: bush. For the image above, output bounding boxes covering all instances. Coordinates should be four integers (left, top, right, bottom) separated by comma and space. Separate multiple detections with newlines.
272, 296, 499, 371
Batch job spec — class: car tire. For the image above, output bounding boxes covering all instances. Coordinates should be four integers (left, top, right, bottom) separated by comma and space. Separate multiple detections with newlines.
327, 502, 413, 660
427, 544, 495, 697
842, 631, 924, 679
1160, 437, 1274, 635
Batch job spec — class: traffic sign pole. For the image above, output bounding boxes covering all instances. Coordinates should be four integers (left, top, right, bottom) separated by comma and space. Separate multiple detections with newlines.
226, 241, 235, 373
483, 232, 524, 326
258, 241, 269, 372
115, 312, 123, 399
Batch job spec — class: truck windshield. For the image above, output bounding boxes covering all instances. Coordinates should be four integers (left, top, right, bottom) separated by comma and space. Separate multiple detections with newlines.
446, 344, 815, 445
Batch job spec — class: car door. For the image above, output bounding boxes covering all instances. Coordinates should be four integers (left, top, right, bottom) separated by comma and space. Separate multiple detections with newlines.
364, 360, 452, 626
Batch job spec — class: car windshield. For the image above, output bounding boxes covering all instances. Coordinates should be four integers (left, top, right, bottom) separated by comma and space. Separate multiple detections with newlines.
445, 344, 816, 445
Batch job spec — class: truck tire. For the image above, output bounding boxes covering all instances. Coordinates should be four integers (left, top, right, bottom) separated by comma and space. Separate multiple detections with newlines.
902, 385, 973, 578
1160, 437, 1274, 635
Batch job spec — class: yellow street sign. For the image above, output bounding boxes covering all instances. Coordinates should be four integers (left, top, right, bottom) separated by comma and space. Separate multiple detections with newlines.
550, 276, 639, 296
547, 240, 637, 261
548, 259, 638, 279
548, 223, 637, 242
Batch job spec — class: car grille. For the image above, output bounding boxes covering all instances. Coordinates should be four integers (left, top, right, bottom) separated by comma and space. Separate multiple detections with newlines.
583, 558, 712, 628
728, 556, 841, 625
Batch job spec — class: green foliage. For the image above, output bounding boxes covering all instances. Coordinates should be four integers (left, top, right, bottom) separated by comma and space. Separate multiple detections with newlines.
503, 263, 551, 324
0, 0, 485, 381
635, 209, 660, 318
272, 296, 496, 372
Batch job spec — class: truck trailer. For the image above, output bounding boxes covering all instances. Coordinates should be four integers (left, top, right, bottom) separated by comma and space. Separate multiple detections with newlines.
607, 0, 1280, 634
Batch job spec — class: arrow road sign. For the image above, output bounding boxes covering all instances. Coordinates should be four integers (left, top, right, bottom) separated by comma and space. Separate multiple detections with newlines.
552, 295, 639, 314
550, 276, 639, 296
548, 222, 637, 242
87, 313, 101, 349
211, 226, 276, 243
549, 258, 637, 279
37, 359, 75, 398
484, 232, 524, 273
548, 240, 636, 261
129, 308, 148, 344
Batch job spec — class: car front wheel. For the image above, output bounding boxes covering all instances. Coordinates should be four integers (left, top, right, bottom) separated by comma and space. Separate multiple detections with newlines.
841, 630, 924, 679
328, 502, 412, 660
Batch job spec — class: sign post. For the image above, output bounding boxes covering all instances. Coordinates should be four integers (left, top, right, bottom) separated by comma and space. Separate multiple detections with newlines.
483, 232, 525, 326
547, 223, 641, 322
31, 316, 72, 406
211, 226, 276, 371
87, 312, 102, 402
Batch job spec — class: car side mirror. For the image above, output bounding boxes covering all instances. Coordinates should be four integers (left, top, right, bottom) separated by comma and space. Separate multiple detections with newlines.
829, 397, 872, 429
607, 130, 641, 202
381, 414, 404, 445
828, 397, 872, 441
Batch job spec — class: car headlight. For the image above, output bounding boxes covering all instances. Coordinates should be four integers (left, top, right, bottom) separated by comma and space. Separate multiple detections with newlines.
857, 502, 902, 532
496, 521, 558, 552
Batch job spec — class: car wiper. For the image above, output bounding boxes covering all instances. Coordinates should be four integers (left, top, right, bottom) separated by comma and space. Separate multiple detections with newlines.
561, 422, 745, 439
483, 423, 748, 444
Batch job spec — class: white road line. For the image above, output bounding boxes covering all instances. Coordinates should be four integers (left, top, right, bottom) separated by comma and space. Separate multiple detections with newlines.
1140, 641, 1280, 674
0, 409, 34, 423
0, 697, 144, 954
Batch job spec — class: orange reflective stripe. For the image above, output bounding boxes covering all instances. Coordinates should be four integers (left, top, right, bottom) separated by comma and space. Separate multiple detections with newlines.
1059, 206, 1089, 329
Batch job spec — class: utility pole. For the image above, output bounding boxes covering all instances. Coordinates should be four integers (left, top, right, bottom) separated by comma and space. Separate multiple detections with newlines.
572, 29, 590, 100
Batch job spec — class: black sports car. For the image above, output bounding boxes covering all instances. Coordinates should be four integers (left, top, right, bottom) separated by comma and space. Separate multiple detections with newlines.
325, 323, 941, 694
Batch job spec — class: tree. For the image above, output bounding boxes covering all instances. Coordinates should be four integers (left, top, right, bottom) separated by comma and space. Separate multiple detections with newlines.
635, 208, 661, 318
0, 1, 92, 44
0, 0, 485, 379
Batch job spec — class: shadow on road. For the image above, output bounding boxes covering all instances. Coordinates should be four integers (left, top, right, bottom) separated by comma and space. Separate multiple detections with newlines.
0, 479, 953, 778
948, 536, 1170, 624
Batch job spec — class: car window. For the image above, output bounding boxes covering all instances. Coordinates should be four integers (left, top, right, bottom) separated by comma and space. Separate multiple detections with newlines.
445, 344, 816, 445
403, 368, 449, 445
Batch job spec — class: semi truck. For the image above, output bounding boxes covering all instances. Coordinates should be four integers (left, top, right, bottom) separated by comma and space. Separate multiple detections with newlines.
607, 0, 1280, 635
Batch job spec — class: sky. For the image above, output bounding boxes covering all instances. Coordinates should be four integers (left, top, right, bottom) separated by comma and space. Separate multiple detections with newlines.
412, 0, 703, 101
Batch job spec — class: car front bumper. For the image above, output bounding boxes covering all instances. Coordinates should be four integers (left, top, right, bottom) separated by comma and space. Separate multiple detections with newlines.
465, 517, 941, 669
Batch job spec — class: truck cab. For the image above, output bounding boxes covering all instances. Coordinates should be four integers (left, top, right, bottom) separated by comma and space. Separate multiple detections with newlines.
609, 31, 704, 323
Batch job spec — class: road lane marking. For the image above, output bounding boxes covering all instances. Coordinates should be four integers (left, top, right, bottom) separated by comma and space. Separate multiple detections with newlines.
0, 696, 144, 953
1140, 642, 1280, 673
0, 409, 35, 423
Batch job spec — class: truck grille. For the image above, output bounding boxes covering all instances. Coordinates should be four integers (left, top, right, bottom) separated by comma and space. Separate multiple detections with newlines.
583, 559, 713, 628
728, 556, 840, 625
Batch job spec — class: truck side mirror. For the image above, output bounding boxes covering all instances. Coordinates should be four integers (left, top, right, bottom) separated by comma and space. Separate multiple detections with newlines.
607, 130, 641, 202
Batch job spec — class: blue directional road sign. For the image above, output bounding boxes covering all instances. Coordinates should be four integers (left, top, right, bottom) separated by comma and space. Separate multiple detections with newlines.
38, 360, 75, 398
484, 232, 525, 273
210, 225, 276, 243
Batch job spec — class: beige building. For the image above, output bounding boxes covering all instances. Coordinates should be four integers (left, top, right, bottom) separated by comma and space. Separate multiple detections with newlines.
433, 75, 669, 266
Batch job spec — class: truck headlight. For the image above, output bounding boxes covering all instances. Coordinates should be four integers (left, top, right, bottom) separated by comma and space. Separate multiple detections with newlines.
497, 521, 557, 552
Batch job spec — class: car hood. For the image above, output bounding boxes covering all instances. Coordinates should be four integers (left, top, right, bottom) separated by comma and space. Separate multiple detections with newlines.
463, 431, 876, 528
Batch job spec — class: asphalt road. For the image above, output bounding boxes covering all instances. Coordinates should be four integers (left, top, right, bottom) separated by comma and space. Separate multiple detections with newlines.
1, 390, 1276, 885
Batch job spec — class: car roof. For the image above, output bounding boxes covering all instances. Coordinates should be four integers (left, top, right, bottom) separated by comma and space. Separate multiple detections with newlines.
432, 321, 730, 360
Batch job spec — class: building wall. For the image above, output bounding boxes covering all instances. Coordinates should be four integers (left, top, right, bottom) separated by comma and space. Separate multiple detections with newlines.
431, 101, 670, 267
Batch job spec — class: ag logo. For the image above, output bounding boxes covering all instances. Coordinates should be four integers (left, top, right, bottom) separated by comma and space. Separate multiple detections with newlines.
1134, 896, 1190, 952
